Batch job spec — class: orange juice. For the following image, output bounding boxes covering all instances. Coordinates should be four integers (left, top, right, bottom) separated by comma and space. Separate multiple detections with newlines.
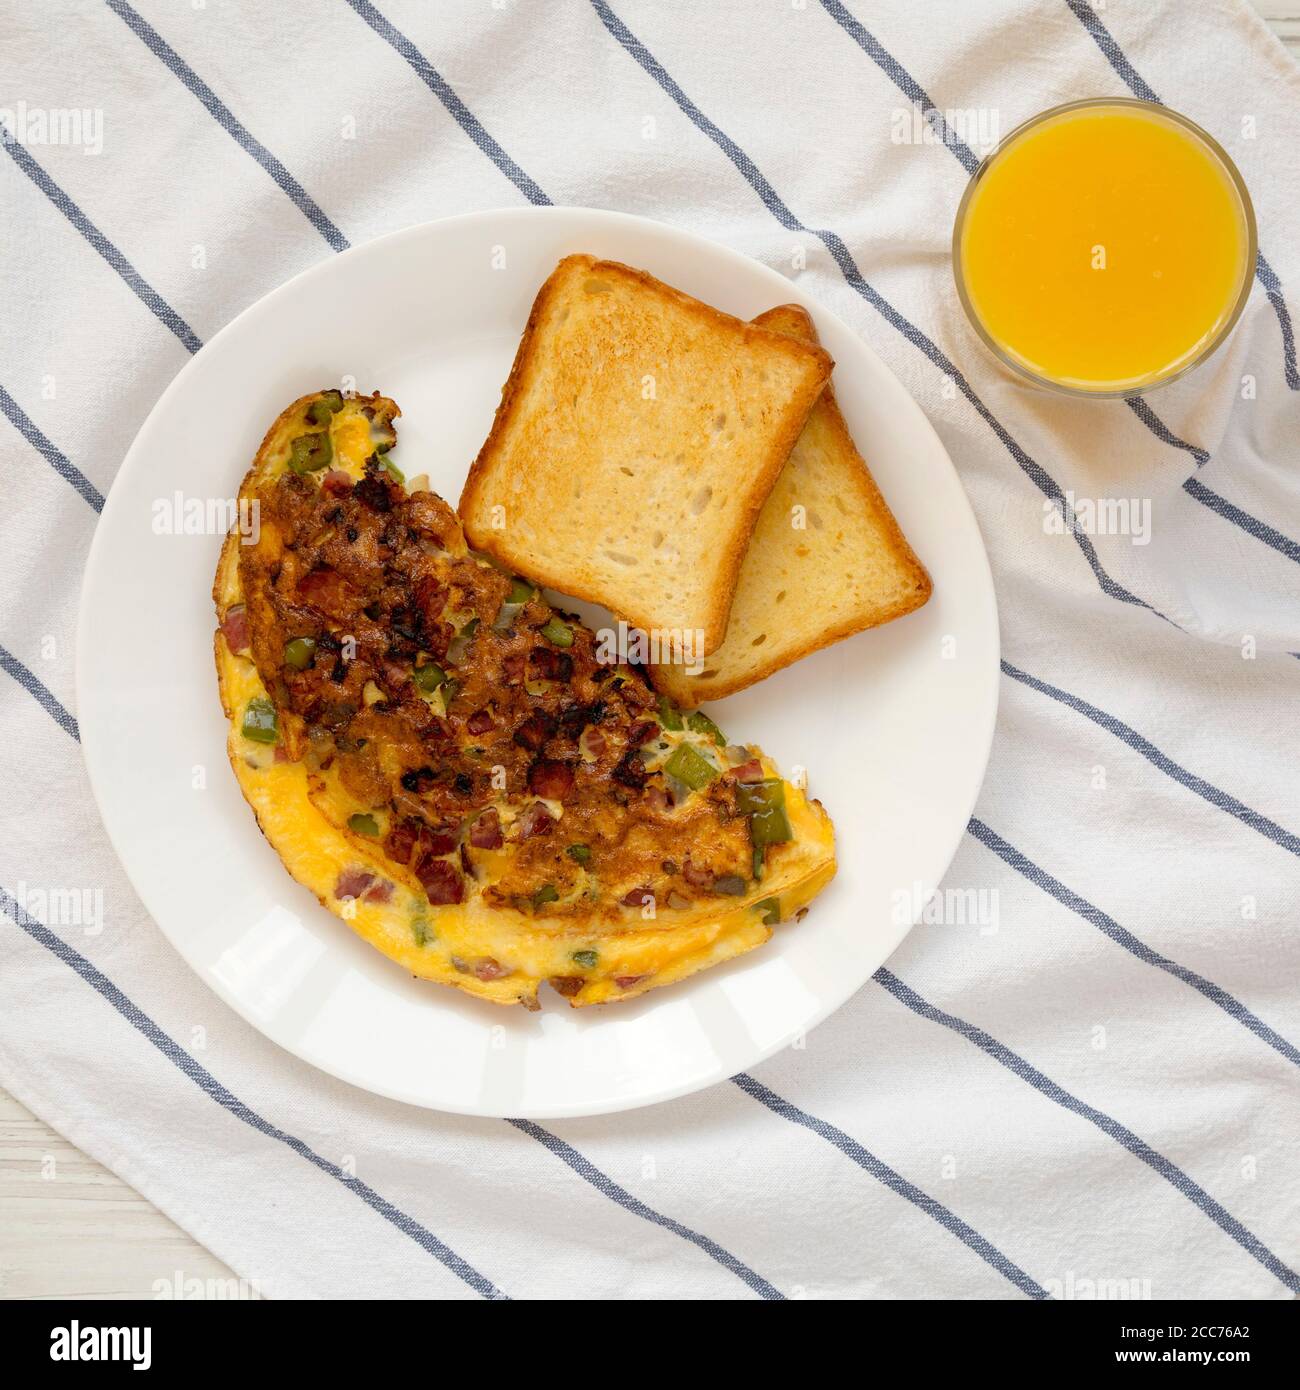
954, 99, 1255, 395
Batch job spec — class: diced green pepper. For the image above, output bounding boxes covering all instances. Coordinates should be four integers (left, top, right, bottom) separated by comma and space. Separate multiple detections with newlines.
306, 390, 344, 425
750, 809, 794, 848
737, 779, 793, 846
752, 844, 765, 880
348, 813, 379, 837
686, 710, 726, 746
572, 948, 598, 969
241, 697, 278, 744
379, 455, 404, 483
507, 577, 536, 604
540, 616, 573, 647
566, 844, 592, 866
532, 883, 559, 908
288, 431, 332, 473
412, 661, 446, 694
754, 896, 781, 926
283, 636, 317, 670
656, 695, 683, 731
663, 741, 718, 791
714, 874, 747, 895
412, 917, 432, 947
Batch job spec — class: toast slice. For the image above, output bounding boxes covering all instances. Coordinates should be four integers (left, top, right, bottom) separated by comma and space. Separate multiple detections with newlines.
648, 304, 931, 707
459, 255, 832, 654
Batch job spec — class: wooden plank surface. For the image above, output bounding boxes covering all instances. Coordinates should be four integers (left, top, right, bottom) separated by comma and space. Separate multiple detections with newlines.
1251, 0, 1300, 53
0, 1090, 242, 1299
2, 0, 1295, 1304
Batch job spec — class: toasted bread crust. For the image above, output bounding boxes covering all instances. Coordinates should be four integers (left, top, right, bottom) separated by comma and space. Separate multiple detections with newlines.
459, 255, 832, 653
648, 304, 931, 706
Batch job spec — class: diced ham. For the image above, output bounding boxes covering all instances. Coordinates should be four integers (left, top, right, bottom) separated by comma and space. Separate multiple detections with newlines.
469, 809, 503, 849
220, 604, 249, 655
416, 857, 463, 905
644, 785, 670, 812
682, 857, 713, 888
466, 707, 495, 735
513, 711, 556, 752
515, 802, 554, 840
622, 887, 655, 909
385, 819, 419, 864
729, 759, 765, 783
381, 660, 413, 695
334, 866, 374, 900
473, 957, 508, 982
419, 829, 458, 857
550, 976, 584, 997
297, 566, 355, 619
333, 865, 393, 905
626, 720, 658, 747
321, 470, 353, 497
528, 758, 574, 800
614, 974, 649, 990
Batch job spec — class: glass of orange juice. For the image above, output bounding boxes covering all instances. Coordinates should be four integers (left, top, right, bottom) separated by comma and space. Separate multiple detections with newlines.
953, 98, 1256, 397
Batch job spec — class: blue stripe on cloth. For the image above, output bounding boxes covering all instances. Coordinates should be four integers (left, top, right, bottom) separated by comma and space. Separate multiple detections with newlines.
1000, 659, 1300, 858
343, 0, 552, 206
872, 967, 1300, 1293
1063, 0, 1300, 390
508, 1118, 785, 1299
1252, 253, 1300, 390
1118, 406, 1297, 564
822, 3, 1295, 558
967, 816, 1300, 1070
1062, 0, 1159, 100
104, 0, 349, 253
731, 1072, 1051, 1298
1125, 398, 1209, 467
818, 0, 979, 173
1, 138, 202, 354
1182, 477, 1300, 566
589, 0, 1168, 623
0, 884, 507, 1299
0, 644, 80, 741
0, 385, 104, 512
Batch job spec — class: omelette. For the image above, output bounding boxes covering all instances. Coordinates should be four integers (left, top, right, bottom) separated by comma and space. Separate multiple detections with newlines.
213, 390, 836, 1008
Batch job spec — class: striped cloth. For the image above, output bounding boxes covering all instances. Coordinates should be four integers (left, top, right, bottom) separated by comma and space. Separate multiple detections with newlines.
2, 0, 1297, 1300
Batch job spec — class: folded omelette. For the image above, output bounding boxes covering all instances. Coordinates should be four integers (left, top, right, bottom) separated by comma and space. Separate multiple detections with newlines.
213, 390, 835, 1008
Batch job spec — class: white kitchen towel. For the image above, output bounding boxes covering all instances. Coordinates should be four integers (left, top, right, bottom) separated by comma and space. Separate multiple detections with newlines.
2, 0, 1297, 1301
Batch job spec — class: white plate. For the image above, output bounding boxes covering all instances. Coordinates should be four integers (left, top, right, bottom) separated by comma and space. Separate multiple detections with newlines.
78, 208, 998, 1118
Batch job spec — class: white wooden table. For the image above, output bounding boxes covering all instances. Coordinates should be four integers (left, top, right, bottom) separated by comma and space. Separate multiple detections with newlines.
2, 0, 1296, 1304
